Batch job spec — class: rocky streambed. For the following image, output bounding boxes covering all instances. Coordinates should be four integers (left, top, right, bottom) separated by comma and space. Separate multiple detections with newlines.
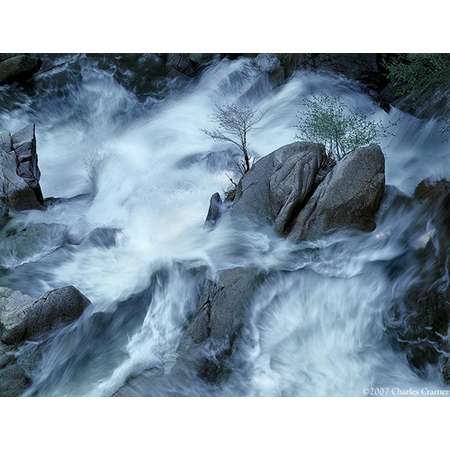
0, 54, 449, 396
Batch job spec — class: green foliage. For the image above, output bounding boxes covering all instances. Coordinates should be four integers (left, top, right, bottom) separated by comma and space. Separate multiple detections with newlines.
387, 54, 450, 102
295, 96, 392, 160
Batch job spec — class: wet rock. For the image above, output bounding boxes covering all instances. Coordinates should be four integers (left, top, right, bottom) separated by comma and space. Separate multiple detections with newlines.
0, 342, 31, 396
0, 125, 43, 210
288, 145, 385, 241
24, 286, 91, 343
80, 227, 121, 248
188, 267, 265, 381
0, 287, 36, 344
0, 222, 68, 269
387, 178, 450, 381
0, 285, 91, 345
0, 54, 42, 85
204, 193, 223, 228
166, 54, 199, 77
188, 54, 217, 65
0, 199, 8, 228
11, 124, 43, 203
254, 53, 285, 86
176, 147, 243, 174
231, 142, 329, 230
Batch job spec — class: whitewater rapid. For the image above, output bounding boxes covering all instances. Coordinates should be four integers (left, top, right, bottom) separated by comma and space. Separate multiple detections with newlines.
1, 55, 449, 396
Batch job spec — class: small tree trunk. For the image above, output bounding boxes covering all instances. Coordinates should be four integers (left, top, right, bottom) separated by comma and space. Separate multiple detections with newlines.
241, 133, 251, 173
243, 149, 250, 173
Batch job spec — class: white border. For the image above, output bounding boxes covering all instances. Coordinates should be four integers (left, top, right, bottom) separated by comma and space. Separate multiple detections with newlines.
1, 0, 449, 52
1, 1, 450, 448
0, 397, 447, 449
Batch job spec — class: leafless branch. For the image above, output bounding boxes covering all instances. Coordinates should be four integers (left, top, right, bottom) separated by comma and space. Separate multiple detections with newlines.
202, 103, 262, 173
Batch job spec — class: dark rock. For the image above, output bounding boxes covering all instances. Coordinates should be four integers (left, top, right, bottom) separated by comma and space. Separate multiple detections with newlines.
414, 178, 450, 204
0, 54, 42, 85
288, 145, 385, 241
0, 199, 8, 228
166, 54, 199, 77
188, 54, 217, 65
0, 358, 31, 396
0, 125, 43, 210
231, 142, 329, 230
88, 53, 169, 99
386, 178, 450, 381
0, 287, 35, 345
188, 267, 265, 381
204, 193, 223, 228
23, 286, 91, 343
0, 285, 91, 345
11, 124, 44, 204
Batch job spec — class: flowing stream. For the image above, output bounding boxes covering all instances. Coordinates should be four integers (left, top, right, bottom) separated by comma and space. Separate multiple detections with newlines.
1, 55, 449, 396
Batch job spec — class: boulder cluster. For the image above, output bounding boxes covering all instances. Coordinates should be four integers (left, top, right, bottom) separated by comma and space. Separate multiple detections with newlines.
197, 142, 386, 379
199, 142, 449, 384
0, 286, 91, 396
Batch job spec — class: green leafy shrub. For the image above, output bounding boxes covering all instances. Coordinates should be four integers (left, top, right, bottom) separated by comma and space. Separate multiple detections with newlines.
387, 54, 450, 103
295, 95, 393, 160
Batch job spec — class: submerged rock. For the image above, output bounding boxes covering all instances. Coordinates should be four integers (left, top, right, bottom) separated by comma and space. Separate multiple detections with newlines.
0, 222, 68, 268
204, 192, 223, 228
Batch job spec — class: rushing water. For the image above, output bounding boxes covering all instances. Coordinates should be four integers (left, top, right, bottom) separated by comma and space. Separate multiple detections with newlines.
1, 55, 449, 396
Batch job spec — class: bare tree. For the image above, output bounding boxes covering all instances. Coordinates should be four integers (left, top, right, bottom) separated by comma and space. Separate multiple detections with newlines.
203, 103, 263, 174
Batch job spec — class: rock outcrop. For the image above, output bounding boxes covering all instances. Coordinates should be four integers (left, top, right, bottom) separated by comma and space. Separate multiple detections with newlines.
0, 54, 42, 85
188, 267, 265, 381
192, 142, 386, 381
0, 286, 91, 345
288, 145, 385, 241
230, 142, 384, 241
0, 285, 91, 396
231, 142, 330, 232
387, 179, 450, 382
0, 125, 44, 211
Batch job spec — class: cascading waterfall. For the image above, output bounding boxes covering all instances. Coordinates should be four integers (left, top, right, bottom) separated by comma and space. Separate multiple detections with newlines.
1, 55, 449, 396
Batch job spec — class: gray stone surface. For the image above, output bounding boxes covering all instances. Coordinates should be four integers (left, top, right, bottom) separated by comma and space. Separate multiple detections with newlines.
11, 124, 44, 203
0, 125, 43, 210
0, 288, 35, 345
24, 286, 91, 343
0, 358, 31, 396
0, 285, 91, 345
187, 267, 265, 381
231, 142, 328, 230
288, 145, 385, 241
190, 267, 263, 345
